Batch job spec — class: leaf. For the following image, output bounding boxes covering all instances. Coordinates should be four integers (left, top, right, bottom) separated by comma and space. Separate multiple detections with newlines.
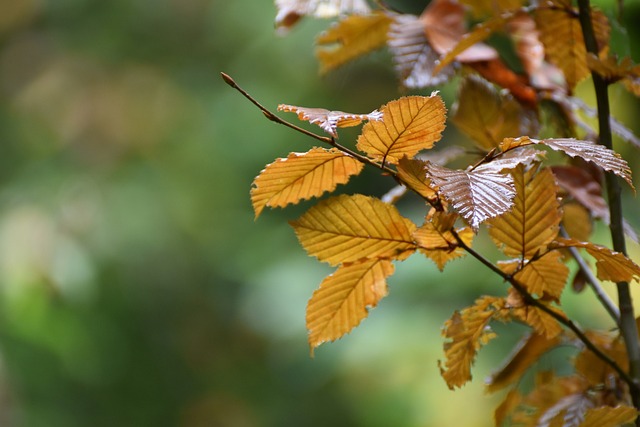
316, 12, 392, 74
275, 0, 372, 33
586, 54, 640, 84
290, 194, 417, 266
396, 157, 436, 200
356, 95, 447, 165
440, 296, 502, 389
579, 406, 638, 427
251, 148, 364, 218
486, 332, 562, 393
550, 238, 640, 283
426, 161, 516, 231
460, 0, 524, 18
452, 76, 535, 150
277, 104, 383, 137
306, 258, 394, 353
575, 330, 628, 387
387, 13, 455, 89
507, 294, 564, 339
514, 252, 570, 300
562, 202, 593, 242
551, 165, 607, 220
414, 211, 473, 271
468, 58, 539, 107
494, 389, 522, 427
488, 165, 561, 258
535, 0, 610, 90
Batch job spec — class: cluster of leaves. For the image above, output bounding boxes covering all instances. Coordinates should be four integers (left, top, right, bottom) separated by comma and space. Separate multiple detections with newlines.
233, 0, 640, 425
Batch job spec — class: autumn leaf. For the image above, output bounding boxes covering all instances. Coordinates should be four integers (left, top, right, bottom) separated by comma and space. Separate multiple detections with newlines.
514, 252, 570, 300
413, 211, 473, 270
290, 194, 417, 266
356, 95, 446, 165
575, 330, 628, 387
579, 406, 638, 427
251, 148, 364, 218
440, 296, 502, 389
306, 258, 394, 353
387, 13, 455, 89
550, 238, 640, 283
396, 157, 436, 200
426, 161, 516, 231
494, 389, 522, 427
275, 0, 371, 33
562, 202, 593, 242
277, 104, 383, 137
316, 12, 392, 74
488, 165, 561, 258
460, 0, 524, 18
586, 53, 640, 84
452, 76, 535, 150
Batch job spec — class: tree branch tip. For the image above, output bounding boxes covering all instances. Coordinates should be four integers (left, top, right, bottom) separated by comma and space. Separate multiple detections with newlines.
220, 72, 236, 87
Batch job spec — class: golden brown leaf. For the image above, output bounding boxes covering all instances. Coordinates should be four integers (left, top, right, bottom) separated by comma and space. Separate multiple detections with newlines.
510, 300, 564, 339
356, 95, 446, 165
251, 148, 364, 218
486, 332, 562, 393
575, 330, 628, 387
562, 202, 593, 242
306, 258, 394, 353
275, 0, 371, 33
551, 238, 640, 283
277, 104, 383, 138
440, 296, 502, 389
316, 12, 392, 74
396, 157, 436, 200
586, 54, 640, 84
494, 389, 522, 427
414, 212, 473, 271
290, 194, 417, 266
460, 0, 524, 18
579, 406, 638, 427
488, 165, 561, 258
514, 252, 570, 300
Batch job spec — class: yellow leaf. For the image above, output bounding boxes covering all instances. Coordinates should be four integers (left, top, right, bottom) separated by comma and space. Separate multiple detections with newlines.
551, 238, 640, 283
579, 406, 638, 427
562, 202, 593, 242
511, 301, 564, 339
494, 389, 522, 427
486, 332, 562, 393
414, 212, 473, 271
440, 296, 502, 389
396, 157, 436, 200
453, 76, 533, 150
575, 330, 628, 387
277, 104, 383, 138
356, 95, 447, 165
290, 194, 417, 266
488, 165, 561, 258
514, 252, 569, 300
316, 12, 391, 74
251, 148, 364, 218
460, 0, 524, 18
306, 258, 394, 353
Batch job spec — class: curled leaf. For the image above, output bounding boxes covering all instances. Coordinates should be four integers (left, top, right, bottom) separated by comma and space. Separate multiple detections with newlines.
275, 0, 372, 33
278, 104, 383, 137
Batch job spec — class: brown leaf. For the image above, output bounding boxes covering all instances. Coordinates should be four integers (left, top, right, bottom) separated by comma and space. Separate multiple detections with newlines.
579, 406, 638, 427
290, 194, 417, 266
275, 0, 372, 33
316, 12, 392, 74
356, 95, 447, 165
306, 258, 394, 353
277, 104, 383, 137
467, 59, 539, 108
562, 202, 593, 242
251, 148, 364, 217
514, 252, 570, 300
414, 211, 473, 270
460, 0, 524, 18
396, 157, 436, 200
575, 330, 628, 387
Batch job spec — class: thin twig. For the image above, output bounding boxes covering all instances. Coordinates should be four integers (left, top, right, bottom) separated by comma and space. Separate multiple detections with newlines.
451, 229, 638, 392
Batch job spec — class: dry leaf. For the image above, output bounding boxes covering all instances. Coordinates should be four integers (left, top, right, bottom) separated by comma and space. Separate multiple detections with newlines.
275, 0, 371, 33
396, 157, 436, 200
414, 211, 473, 270
579, 406, 638, 427
514, 252, 570, 300
277, 104, 383, 137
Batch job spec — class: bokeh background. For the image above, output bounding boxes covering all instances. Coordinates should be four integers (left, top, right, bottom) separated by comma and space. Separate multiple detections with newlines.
0, 0, 639, 426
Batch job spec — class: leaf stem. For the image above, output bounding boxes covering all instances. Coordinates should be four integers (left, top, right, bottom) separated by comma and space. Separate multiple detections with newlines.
451, 229, 638, 392
575, 0, 640, 410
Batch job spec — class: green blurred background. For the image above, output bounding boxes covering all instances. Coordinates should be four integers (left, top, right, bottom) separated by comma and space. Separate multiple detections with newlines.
0, 0, 638, 426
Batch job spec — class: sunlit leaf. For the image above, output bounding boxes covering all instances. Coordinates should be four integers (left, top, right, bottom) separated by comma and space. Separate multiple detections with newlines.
316, 12, 392, 74
440, 296, 503, 389
275, 0, 371, 33
515, 252, 570, 300
452, 76, 535, 150
427, 161, 516, 231
387, 13, 455, 88
306, 258, 394, 353
579, 406, 638, 427
356, 95, 447, 165
290, 194, 417, 266
502, 288, 564, 339
414, 211, 472, 270
277, 104, 383, 137
251, 148, 364, 218
486, 332, 562, 393
488, 165, 561, 258
550, 238, 640, 283
396, 157, 436, 200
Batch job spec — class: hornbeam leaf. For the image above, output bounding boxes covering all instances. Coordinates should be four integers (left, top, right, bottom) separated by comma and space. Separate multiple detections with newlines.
426, 162, 516, 231
357, 95, 447, 165
579, 406, 638, 427
550, 238, 640, 283
275, 0, 371, 33
396, 157, 436, 200
414, 211, 473, 270
514, 252, 569, 300
387, 13, 455, 88
290, 194, 417, 266
277, 104, 383, 138
306, 259, 394, 353
316, 12, 392, 74
488, 165, 561, 258
504, 290, 564, 339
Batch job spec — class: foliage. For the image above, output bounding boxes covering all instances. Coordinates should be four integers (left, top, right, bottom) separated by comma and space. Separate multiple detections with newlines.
228, 0, 640, 425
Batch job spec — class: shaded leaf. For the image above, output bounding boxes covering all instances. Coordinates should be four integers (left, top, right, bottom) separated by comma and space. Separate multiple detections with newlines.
251, 148, 364, 218
387, 13, 455, 89
494, 389, 522, 427
316, 12, 392, 74
562, 202, 593, 242
489, 165, 561, 258
414, 211, 473, 270
579, 406, 638, 427
396, 157, 436, 200
575, 330, 628, 387
290, 194, 417, 266
357, 95, 447, 165
507, 294, 564, 339
275, 0, 371, 33
550, 238, 640, 283
460, 0, 524, 18
468, 58, 539, 108
427, 161, 516, 231
306, 258, 394, 353
587, 53, 640, 84
277, 104, 383, 137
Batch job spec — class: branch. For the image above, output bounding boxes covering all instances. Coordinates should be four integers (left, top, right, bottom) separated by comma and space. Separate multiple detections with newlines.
451, 229, 639, 393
